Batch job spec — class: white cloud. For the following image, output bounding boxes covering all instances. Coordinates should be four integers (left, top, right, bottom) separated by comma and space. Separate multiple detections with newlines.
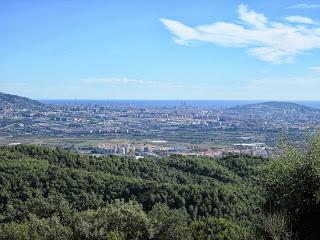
288, 3, 320, 9
285, 16, 316, 24
83, 77, 160, 85
160, 4, 320, 63
237, 4, 267, 29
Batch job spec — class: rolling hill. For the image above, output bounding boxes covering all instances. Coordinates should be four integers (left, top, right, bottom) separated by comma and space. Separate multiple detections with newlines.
0, 92, 43, 109
231, 101, 320, 113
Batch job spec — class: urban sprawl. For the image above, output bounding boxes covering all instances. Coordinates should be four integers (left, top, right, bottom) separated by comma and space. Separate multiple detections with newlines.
1, 99, 319, 158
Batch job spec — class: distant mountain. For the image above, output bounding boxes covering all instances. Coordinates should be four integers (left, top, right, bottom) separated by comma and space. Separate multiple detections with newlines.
0, 92, 43, 109
231, 101, 319, 112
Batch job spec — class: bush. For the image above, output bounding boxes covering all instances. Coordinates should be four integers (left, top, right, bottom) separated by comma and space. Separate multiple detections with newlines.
258, 134, 320, 239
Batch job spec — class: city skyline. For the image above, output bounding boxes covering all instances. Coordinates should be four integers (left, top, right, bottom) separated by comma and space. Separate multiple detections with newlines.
1, 0, 320, 100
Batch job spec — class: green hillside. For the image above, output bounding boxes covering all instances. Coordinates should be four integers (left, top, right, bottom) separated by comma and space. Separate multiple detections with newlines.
2, 141, 320, 239
0, 144, 265, 239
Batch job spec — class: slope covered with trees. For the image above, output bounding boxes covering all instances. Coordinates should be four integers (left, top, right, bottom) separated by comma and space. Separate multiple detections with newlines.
2, 139, 320, 239
0, 145, 265, 239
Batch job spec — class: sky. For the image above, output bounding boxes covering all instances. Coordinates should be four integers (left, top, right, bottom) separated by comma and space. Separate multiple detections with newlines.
1, 0, 320, 100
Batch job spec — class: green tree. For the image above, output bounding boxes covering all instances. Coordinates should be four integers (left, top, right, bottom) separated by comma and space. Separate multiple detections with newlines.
258, 134, 320, 239
148, 203, 191, 240
72, 200, 152, 240
191, 217, 244, 240
0, 215, 72, 240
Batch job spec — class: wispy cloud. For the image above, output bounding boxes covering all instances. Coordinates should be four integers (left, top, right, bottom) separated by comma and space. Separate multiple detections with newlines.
237, 4, 267, 29
83, 77, 160, 85
160, 4, 320, 63
82, 77, 188, 89
285, 16, 316, 24
309, 66, 320, 73
288, 3, 320, 9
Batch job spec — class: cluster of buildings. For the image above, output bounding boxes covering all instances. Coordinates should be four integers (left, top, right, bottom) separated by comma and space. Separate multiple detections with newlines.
92, 142, 194, 157
90, 140, 275, 158
93, 143, 151, 156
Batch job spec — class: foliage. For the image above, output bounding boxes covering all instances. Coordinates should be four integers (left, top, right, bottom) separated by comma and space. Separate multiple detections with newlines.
258, 134, 320, 239
0, 215, 72, 240
0, 144, 265, 239
148, 203, 191, 240
72, 200, 152, 240
256, 212, 294, 240
191, 217, 244, 240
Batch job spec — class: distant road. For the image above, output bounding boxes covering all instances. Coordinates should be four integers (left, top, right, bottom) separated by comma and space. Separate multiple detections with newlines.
0, 123, 16, 130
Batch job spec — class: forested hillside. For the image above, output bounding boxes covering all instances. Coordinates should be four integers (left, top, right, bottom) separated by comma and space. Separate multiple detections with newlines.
2, 141, 320, 239
0, 145, 265, 239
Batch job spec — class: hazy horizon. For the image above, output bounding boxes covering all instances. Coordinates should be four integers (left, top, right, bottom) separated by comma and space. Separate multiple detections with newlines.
39, 98, 320, 101
39, 99, 320, 109
1, 1, 320, 99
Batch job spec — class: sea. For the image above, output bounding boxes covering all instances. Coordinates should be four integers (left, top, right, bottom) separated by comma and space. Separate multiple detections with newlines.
40, 100, 320, 109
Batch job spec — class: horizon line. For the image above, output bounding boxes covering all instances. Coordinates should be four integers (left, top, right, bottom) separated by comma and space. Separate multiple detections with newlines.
38, 99, 320, 102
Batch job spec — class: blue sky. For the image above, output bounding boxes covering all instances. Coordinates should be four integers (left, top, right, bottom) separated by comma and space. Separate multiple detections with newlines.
1, 0, 320, 100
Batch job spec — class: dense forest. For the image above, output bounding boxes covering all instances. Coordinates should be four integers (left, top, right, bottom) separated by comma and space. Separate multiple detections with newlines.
1, 137, 320, 239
